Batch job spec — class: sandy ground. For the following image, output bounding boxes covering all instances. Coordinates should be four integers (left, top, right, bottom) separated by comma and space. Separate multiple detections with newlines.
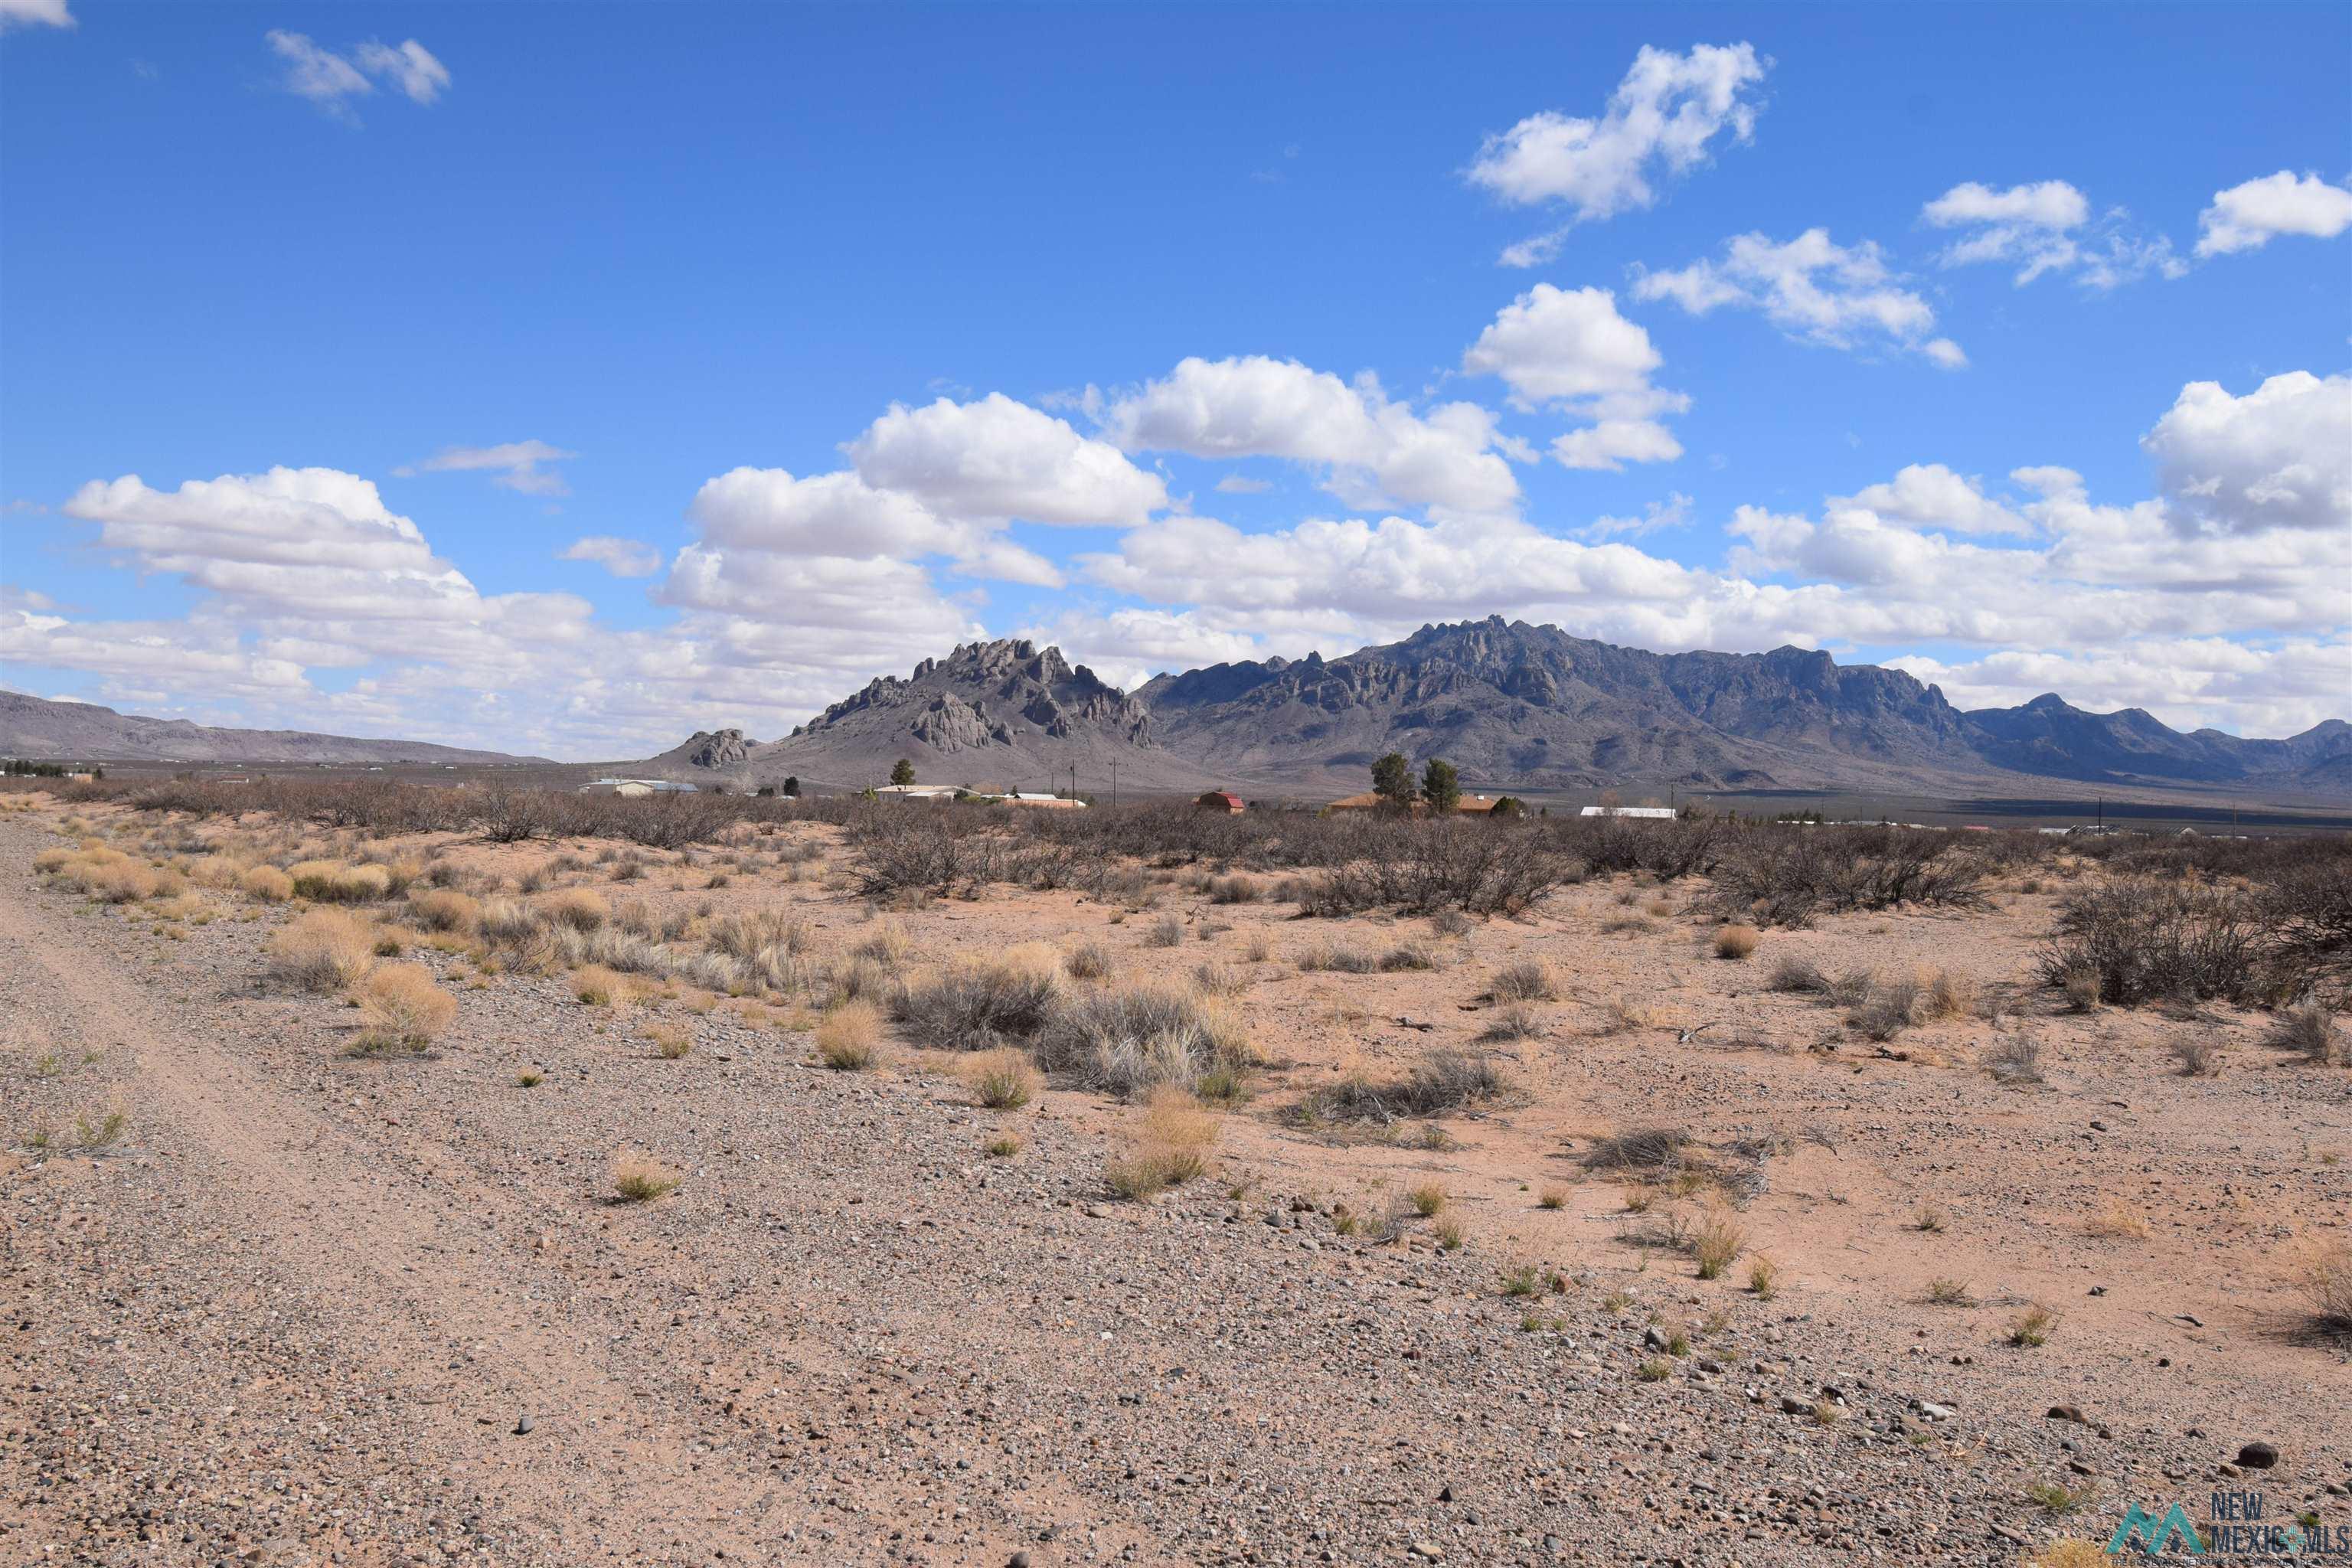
4, 799, 2348, 1568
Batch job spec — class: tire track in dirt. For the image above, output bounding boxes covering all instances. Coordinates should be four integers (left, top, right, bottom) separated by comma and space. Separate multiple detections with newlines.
0, 882, 850, 1563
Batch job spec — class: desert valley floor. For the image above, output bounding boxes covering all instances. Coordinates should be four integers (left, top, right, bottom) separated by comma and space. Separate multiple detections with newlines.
3, 794, 2347, 1567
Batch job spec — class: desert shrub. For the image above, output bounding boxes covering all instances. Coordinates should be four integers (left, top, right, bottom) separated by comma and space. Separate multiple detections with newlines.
1582, 1126, 1689, 1176
1207, 874, 1260, 904
829, 955, 893, 1005
2269, 1002, 2341, 1065
1299, 944, 1377, 974
816, 1001, 883, 1070
1987, 1031, 2046, 1083
407, 888, 479, 933
892, 946, 1061, 1050
1145, 913, 1184, 948
478, 897, 544, 946
1489, 959, 1559, 1002
541, 887, 609, 932
1063, 940, 1112, 980
1298, 821, 1573, 916
964, 1047, 1042, 1109
269, 909, 377, 993
1430, 908, 1475, 938
2298, 1235, 2352, 1333
352, 963, 457, 1054
1706, 825, 1986, 927
1713, 923, 1759, 960
288, 860, 391, 903
1192, 960, 1249, 997
1922, 969, 1976, 1020
1747, 1255, 1780, 1298
708, 908, 807, 959
1295, 1049, 1507, 1125
2037, 880, 2266, 1006
1478, 1003, 1544, 1043
1849, 978, 1921, 1042
1034, 981, 1250, 1097
185, 853, 248, 889
851, 917, 913, 967
2173, 1035, 2225, 1076
1408, 1180, 1448, 1217
1379, 939, 1438, 972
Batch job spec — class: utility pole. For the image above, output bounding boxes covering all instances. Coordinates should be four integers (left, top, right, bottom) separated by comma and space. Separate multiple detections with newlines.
1109, 761, 1118, 809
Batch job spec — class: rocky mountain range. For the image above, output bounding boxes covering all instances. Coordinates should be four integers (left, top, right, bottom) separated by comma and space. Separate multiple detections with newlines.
0, 691, 548, 768
645, 619, 2351, 804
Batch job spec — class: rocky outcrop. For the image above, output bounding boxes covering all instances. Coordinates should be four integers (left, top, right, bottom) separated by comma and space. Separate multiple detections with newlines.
680, 728, 750, 769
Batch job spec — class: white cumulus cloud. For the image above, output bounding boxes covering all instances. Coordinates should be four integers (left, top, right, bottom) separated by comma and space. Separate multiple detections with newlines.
2195, 170, 2352, 256
1462, 283, 1687, 471
1634, 228, 1965, 368
1470, 43, 1769, 266
266, 31, 450, 119
2143, 371, 2351, 534
0, 0, 74, 31
850, 392, 1165, 527
1102, 356, 1521, 520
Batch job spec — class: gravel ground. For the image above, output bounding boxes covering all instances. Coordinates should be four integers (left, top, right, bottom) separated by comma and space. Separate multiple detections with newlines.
5, 808, 2349, 1567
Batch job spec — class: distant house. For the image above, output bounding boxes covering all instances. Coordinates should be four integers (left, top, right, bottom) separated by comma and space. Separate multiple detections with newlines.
874, 783, 959, 802
1578, 805, 1676, 820
1197, 790, 1246, 814
580, 776, 698, 797
1001, 792, 1087, 809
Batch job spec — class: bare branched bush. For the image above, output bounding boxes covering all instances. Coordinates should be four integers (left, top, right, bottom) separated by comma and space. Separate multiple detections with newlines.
891, 947, 1062, 1051
2038, 880, 2269, 1007
2268, 1002, 2342, 1065
1294, 1050, 1508, 1125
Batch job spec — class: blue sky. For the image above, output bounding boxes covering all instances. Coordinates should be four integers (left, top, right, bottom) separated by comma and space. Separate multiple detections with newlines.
2, 2, 2347, 758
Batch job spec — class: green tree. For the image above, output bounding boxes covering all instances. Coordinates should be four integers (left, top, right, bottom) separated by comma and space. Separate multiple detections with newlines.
890, 758, 916, 786
1420, 757, 1461, 813
1370, 752, 1415, 809
1490, 795, 1524, 818
781, 775, 801, 798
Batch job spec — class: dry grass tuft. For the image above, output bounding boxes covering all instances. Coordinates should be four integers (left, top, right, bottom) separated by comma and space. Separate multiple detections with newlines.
2296, 1234, 2352, 1333
1713, 923, 1759, 960
269, 909, 377, 993
964, 1047, 1042, 1109
1537, 1184, 1567, 1210
1063, 940, 1112, 980
816, 1000, 884, 1070
1408, 1181, 1449, 1217
1489, 959, 1559, 1002
2269, 1002, 2341, 1065
541, 887, 609, 932
2084, 1198, 2151, 1240
893, 949, 1062, 1051
2007, 1303, 2060, 1347
572, 964, 624, 1007
351, 963, 457, 1054
645, 1022, 693, 1060
406, 888, 479, 933
1691, 1207, 1747, 1279
1747, 1254, 1780, 1299
612, 1155, 680, 1203
1104, 1086, 1217, 1200
239, 864, 296, 902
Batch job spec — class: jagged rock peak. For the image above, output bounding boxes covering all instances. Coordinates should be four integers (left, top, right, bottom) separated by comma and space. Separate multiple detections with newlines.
680, 728, 750, 769
802, 639, 1152, 750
